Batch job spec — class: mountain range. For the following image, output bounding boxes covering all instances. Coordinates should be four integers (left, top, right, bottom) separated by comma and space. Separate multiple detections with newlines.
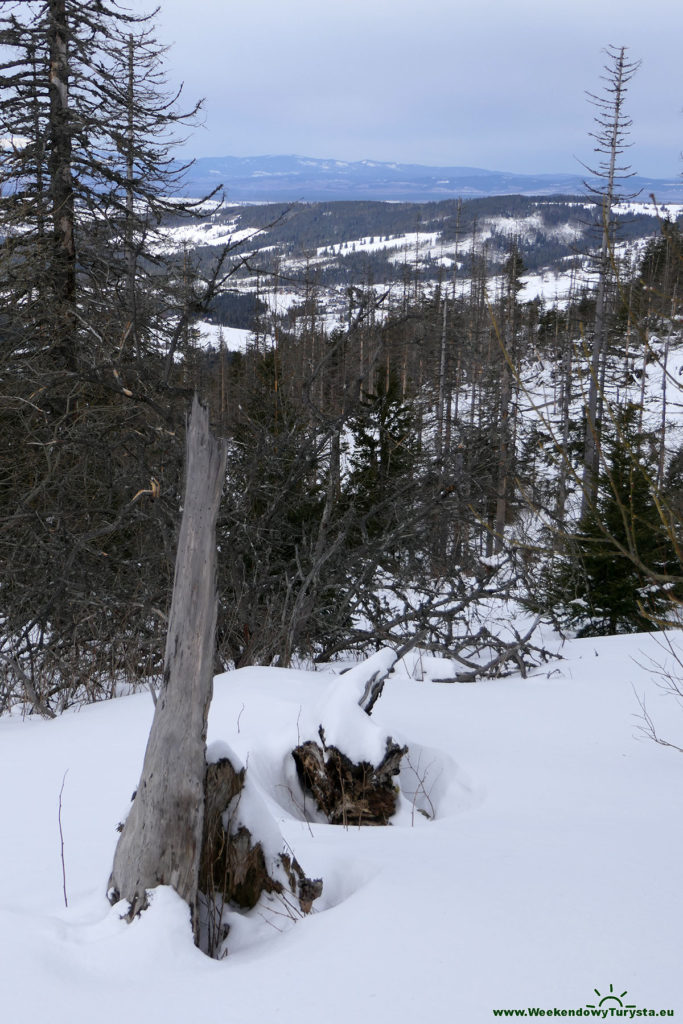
181, 154, 683, 203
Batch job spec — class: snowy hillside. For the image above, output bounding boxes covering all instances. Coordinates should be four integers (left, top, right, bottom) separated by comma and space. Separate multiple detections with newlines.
162, 195, 683, 352
1, 631, 681, 1023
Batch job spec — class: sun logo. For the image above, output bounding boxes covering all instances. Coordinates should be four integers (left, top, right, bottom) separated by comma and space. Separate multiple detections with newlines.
586, 984, 636, 1010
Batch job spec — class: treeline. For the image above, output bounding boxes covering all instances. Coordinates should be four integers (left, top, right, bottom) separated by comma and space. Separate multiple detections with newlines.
189, 196, 676, 310
204, 194, 669, 255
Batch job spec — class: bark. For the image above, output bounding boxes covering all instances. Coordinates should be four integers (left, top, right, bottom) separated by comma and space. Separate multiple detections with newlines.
436, 297, 448, 463
290, 650, 406, 825
108, 397, 226, 934
556, 327, 573, 531
355, 650, 397, 715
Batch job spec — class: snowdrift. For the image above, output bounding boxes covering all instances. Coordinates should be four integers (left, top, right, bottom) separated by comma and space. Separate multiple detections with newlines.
0, 631, 681, 1023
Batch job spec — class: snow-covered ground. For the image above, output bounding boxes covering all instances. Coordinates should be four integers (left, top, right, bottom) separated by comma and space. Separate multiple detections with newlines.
193, 319, 256, 352
1, 630, 681, 1023
613, 201, 683, 220
317, 230, 442, 259
515, 327, 683, 465
517, 267, 580, 304
160, 220, 263, 253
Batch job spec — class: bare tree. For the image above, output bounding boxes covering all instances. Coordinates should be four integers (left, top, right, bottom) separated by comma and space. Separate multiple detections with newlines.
580, 44, 641, 516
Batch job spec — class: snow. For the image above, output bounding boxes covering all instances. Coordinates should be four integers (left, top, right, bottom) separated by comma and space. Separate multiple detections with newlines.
149, 197, 682, 344
193, 320, 256, 352
299, 647, 398, 764
165, 222, 261, 249
317, 230, 441, 259
514, 325, 683, 473
206, 741, 287, 866
517, 267, 580, 304
0, 631, 682, 1021
155, 217, 263, 255
487, 212, 584, 245
0, 134, 29, 150
612, 201, 683, 220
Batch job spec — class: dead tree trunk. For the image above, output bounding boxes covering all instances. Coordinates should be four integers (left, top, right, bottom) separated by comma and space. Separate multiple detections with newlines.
580, 46, 641, 517
108, 396, 226, 934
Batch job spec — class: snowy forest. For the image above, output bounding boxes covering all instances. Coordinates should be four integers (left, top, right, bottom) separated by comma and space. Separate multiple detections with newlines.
0, 3, 682, 1022
1, 13, 681, 705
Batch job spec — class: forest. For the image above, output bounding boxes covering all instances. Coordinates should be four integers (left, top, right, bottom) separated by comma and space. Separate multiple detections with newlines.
0, 5, 681, 719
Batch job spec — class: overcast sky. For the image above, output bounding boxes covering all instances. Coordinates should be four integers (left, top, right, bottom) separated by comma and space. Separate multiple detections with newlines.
137, 0, 681, 177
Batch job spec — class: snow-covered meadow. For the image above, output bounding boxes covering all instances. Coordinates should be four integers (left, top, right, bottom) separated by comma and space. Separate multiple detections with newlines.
1, 630, 681, 1023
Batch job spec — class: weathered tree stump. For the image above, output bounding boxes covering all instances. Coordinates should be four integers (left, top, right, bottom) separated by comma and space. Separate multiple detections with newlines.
108, 397, 226, 933
292, 731, 407, 826
108, 397, 321, 955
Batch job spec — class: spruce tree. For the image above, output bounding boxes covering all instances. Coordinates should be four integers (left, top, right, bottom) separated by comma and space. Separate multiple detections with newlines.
344, 371, 419, 554
554, 405, 680, 635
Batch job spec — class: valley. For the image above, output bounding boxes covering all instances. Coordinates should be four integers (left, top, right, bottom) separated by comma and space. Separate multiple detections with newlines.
164, 193, 683, 350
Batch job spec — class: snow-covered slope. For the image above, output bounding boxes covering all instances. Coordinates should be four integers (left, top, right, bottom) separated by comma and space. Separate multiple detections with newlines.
0, 631, 681, 1023
162, 194, 683, 351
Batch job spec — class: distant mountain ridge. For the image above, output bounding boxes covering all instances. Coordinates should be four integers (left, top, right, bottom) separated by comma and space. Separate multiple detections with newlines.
180, 154, 683, 203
